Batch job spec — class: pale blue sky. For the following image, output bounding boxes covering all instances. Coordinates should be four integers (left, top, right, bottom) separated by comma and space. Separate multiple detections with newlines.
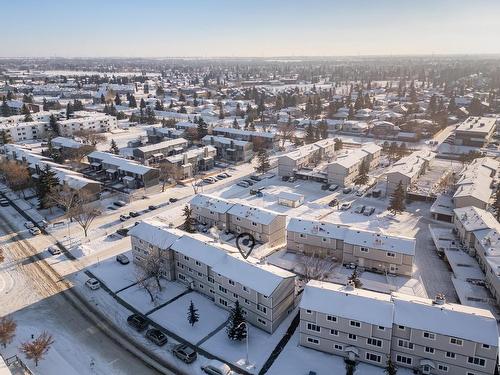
3, 0, 500, 57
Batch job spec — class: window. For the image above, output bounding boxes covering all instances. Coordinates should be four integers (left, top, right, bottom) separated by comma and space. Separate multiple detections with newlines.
326, 315, 337, 322
450, 338, 463, 346
398, 339, 414, 350
228, 280, 235, 286
367, 338, 382, 348
209, 289, 215, 294
468, 357, 486, 367
299, 233, 306, 238
197, 272, 203, 277
208, 276, 214, 283
360, 247, 369, 253
322, 237, 327, 242
252, 221, 257, 227
257, 318, 266, 325
184, 255, 189, 261
219, 286, 227, 294
199, 284, 204, 289
467, 373, 477, 375
424, 347, 434, 354
219, 298, 228, 307
178, 273, 186, 280
445, 352, 456, 359
233, 293, 238, 299
195, 261, 201, 266
387, 252, 396, 257
330, 329, 338, 336
334, 344, 343, 350
396, 355, 412, 365
306, 309, 312, 314
307, 337, 319, 345
398, 325, 406, 330
242, 286, 249, 293
350, 320, 361, 328
438, 364, 448, 372
482, 344, 490, 349
307, 323, 321, 332
348, 333, 357, 341
257, 305, 267, 314
365, 353, 381, 363
423, 331, 435, 340
378, 326, 385, 331
244, 299, 250, 305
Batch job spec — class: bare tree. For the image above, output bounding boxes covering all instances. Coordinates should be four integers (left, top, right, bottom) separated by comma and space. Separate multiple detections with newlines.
0, 248, 4, 263
134, 266, 157, 303
70, 191, 101, 237
299, 253, 336, 283
157, 161, 181, 192
0, 316, 16, 348
20, 331, 54, 367
0, 160, 32, 197
46, 185, 79, 217
73, 130, 107, 147
277, 120, 296, 149
143, 251, 165, 291
65, 144, 96, 166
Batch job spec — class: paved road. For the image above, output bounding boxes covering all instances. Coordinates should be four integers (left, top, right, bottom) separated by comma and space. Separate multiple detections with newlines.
0, 207, 161, 375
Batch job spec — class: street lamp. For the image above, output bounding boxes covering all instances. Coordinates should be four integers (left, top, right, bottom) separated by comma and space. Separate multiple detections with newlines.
236, 321, 249, 366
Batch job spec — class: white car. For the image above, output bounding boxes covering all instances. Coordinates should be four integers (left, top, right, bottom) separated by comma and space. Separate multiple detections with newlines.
201, 360, 232, 375
340, 202, 352, 211
119, 214, 131, 221
24, 221, 34, 229
85, 278, 101, 290
29, 227, 41, 236
47, 246, 62, 255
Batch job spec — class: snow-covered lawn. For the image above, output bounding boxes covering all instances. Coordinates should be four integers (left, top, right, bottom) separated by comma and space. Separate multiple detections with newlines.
149, 292, 229, 344
117, 279, 187, 314
88, 250, 136, 292
200, 308, 298, 372
267, 331, 413, 375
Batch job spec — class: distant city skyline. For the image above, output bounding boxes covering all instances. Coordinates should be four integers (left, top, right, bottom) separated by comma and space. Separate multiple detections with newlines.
3, 0, 500, 58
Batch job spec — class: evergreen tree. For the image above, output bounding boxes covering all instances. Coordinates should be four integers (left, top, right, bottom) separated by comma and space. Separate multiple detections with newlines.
305, 123, 315, 144
114, 93, 121, 106
256, 150, 270, 174
447, 96, 457, 113
109, 139, 119, 155
21, 104, 33, 122
226, 301, 247, 341
334, 138, 343, 151
100, 94, 106, 104
182, 205, 195, 233
197, 119, 208, 140
388, 181, 406, 215
179, 105, 187, 114
347, 104, 355, 120
49, 114, 59, 135
354, 160, 369, 186
493, 189, 500, 222
232, 117, 239, 129
37, 165, 59, 209
318, 120, 328, 139
140, 98, 146, 109
1, 98, 10, 117
128, 95, 137, 108
187, 300, 199, 327
218, 103, 225, 119
0, 130, 11, 145
468, 97, 483, 116
66, 102, 73, 119
155, 100, 164, 111
384, 358, 398, 375
6, 91, 13, 101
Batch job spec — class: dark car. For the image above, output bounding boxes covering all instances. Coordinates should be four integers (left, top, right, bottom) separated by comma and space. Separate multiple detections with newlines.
113, 200, 127, 207
127, 314, 149, 331
282, 176, 290, 182
169, 197, 178, 203
328, 198, 339, 207
116, 228, 129, 237
0, 199, 9, 207
321, 183, 331, 190
116, 254, 130, 264
243, 179, 254, 186
129, 211, 140, 218
172, 344, 197, 363
145, 328, 168, 346
250, 175, 262, 181
148, 204, 158, 210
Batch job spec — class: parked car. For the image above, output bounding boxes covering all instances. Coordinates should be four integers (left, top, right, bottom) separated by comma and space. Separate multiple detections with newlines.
85, 278, 101, 290
328, 198, 338, 207
340, 202, 352, 211
47, 246, 61, 255
173, 344, 197, 363
201, 360, 232, 375
24, 221, 34, 229
203, 178, 214, 184
145, 328, 168, 346
127, 314, 149, 331
281, 176, 290, 182
243, 179, 254, 186
116, 254, 130, 264
116, 228, 129, 237
29, 227, 41, 236
288, 176, 296, 182
129, 211, 140, 218
120, 214, 131, 221
355, 189, 365, 197
169, 197, 178, 203
236, 181, 250, 188
354, 205, 365, 214
342, 187, 352, 194
250, 175, 262, 181
328, 184, 339, 192
107, 206, 117, 211
217, 174, 227, 179
0, 199, 9, 207
113, 200, 127, 207
363, 207, 375, 216
321, 183, 331, 190
222, 172, 231, 178
148, 204, 158, 210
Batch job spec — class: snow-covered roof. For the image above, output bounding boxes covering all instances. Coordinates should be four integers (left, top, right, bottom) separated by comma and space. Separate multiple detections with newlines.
278, 191, 304, 201
344, 228, 416, 256
228, 203, 283, 225
190, 194, 233, 214
392, 292, 498, 346
129, 220, 184, 249
456, 116, 496, 134
387, 150, 434, 179
51, 136, 83, 149
201, 135, 250, 147
213, 126, 276, 139
287, 218, 347, 240
300, 280, 394, 328
136, 138, 188, 153
87, 151, 156, 175
453, 206, 500, 233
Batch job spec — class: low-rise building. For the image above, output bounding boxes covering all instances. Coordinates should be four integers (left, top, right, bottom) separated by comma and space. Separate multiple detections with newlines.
277, 139, 336, 177
386, 150, 434, 194
455, 116, 496, 147
162, 146, 216, 180
57, 113, 117, 136
277, 192, 304, 208
201, 135, 253, 163
132, 138, 188, 163
212, 127, 277, 149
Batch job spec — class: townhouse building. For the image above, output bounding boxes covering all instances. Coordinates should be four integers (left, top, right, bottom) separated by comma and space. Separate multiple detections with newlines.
189, 194, 233, 230
455, 117, 497, 147
132, 138, 188, 163
57, 114, 117, 136
299, 280, 499, 375
287, 218, 415, 276
212, 127, 278, 149
386, 150, 435, 194
129, 222, 297, 333
162, 146, 216, 180
201, 135, 253, 163
146, 127, 186, 143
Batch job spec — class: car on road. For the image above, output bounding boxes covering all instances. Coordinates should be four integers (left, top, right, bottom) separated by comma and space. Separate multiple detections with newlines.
250, 175, 262, 181
328, 184, 339, 192
47, 246, 62, 255
169, 197, 178, 203
201, 360, 232, 375
24, 221, 34, 229
0, 198, 9, 207
127, 314, 149, 331
29, 227, 41, 236
354, 205, 365, 214
342, 187, 352, 194
116, 228, 129, 237
148, 204, 158, 210
172, 344, 197, 363
85, 278, 101, 290
129, 211, 140, 218
340, 202, 352, 211
113, 200, 127, 207
236, 181, 250, 188
116, 254, 130, 264
328, 198, 339, 207
363, 206, 375, 216
119, 214, 131, 221
288, 176, 296, 182
145, 328, 168, 346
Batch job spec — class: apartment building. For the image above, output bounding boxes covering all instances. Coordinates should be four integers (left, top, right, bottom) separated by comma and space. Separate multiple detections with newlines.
0, 121, 49, 142
201, 135, 254, 163
189, 194, 234, 230
299, 280, 499, 375
287, 218, 415, 276
132, 138, 188, 163
129, 223, 297, 333
212, 127, 277, 149
278, 138, 336, 177
162, 146, 216, 180
386, 150, 435, 194
455, 116, 497, 147
87, 151, 160, 188
146, 127, 186, 143
57, 114, 117, 136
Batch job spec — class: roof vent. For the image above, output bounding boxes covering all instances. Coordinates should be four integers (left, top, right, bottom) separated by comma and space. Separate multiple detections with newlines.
433, 293, 446, 305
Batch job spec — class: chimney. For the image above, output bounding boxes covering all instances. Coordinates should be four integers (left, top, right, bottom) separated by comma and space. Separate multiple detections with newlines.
433, 293, 446, 305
